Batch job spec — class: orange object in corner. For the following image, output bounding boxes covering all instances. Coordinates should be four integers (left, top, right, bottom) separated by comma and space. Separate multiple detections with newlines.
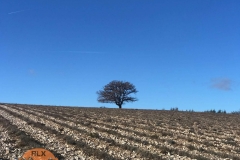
19, 148, 58, 160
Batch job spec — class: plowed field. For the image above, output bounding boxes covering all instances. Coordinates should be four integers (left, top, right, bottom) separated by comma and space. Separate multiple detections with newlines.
0, 103, 240, 160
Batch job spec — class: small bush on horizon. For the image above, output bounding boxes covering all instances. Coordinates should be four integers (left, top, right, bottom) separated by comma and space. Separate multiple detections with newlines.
170, 107, 178, 111
186, 109, 195, 112
204, 109, 226, 114
217, 110, 226, 114
204, 109, 216, 113
231, 110, 240, 114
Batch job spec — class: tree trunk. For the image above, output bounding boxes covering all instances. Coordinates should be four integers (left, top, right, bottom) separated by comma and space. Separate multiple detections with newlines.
118, 104, 122, 109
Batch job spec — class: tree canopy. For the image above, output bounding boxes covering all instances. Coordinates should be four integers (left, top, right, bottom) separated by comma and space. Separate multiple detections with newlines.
97, 80, 138, 109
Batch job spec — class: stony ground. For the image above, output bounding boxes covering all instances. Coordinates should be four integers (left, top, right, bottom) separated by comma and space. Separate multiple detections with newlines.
0, 103, 240, 160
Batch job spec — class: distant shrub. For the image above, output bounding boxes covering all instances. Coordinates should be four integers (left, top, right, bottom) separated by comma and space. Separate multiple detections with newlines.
170, 107, 178, 111
186, 109, 195, 112
211, 109, 216, 113
204, 109, 216, 113
231, 110, 240, 114
217, 110, 226, 113
204, 109, 226, 113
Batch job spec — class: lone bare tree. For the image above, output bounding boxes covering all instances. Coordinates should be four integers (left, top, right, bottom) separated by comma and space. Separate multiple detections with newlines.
97, 80, 138, 109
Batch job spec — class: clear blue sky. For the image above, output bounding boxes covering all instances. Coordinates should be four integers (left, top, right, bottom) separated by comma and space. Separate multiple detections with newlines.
1, 0, 240, 112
